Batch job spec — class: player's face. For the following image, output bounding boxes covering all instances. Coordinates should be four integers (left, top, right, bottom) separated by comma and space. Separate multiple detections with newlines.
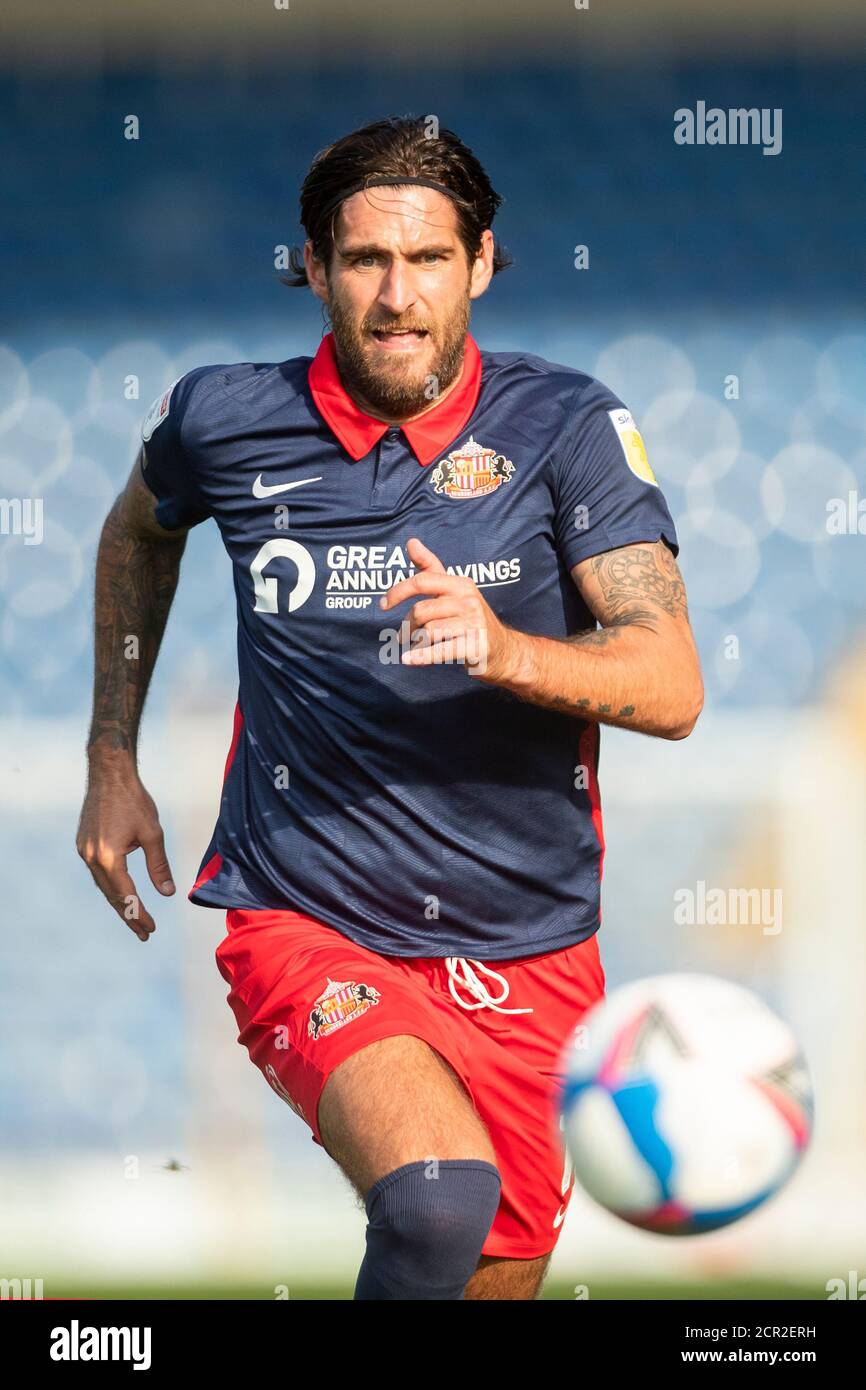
308, 186, 493, 419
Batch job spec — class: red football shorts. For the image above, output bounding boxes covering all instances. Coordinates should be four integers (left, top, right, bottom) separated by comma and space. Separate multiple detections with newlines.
215, 907, 605, 1260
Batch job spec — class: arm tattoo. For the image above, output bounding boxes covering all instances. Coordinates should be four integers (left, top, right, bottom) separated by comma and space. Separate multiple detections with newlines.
534, 544, 687, 722
566, 625, 625, 650
587, 542, 688, 627
548, 694, 637, 719
87, 493, 186, 755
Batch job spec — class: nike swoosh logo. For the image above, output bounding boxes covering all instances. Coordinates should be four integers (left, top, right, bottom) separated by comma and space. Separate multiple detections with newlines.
252, 474, 322, 498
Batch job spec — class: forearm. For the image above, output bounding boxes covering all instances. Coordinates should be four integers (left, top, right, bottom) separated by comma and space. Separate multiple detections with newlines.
87, 498, 186, 764
496, 623, 703, 739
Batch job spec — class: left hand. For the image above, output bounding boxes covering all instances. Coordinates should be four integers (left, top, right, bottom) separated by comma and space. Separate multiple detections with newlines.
379, 537, 525, 683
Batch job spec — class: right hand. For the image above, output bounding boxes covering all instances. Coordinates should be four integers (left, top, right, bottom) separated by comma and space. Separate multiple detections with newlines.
76, 763, 176, 941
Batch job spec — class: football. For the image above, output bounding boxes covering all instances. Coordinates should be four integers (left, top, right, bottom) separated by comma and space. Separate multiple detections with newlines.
560, 973, 813, 1235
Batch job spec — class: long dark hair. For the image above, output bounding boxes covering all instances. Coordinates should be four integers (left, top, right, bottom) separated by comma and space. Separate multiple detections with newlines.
282, 115, 511, 287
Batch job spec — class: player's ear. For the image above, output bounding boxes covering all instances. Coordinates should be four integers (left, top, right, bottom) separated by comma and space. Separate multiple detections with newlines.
304, 240, 329, 302
468, 228, 495, 302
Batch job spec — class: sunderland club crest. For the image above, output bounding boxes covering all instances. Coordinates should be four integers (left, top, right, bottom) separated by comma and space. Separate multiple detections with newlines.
431, 437, 515, 499
308, 978, 381, 1040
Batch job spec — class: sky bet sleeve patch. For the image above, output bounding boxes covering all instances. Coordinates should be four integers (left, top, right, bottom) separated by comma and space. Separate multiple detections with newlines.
607, 407, 657, 486
141, 376, 181, 442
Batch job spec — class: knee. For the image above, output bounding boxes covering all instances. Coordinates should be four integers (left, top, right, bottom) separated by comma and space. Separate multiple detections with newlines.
355, 1159, 502, 1300
372, 1159, 501, 1254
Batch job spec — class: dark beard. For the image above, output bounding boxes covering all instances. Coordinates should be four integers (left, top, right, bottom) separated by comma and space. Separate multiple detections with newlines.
328, 295, 470, 418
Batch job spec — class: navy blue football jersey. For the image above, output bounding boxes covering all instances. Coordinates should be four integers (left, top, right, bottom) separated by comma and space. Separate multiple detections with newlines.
140, 332, 678, 958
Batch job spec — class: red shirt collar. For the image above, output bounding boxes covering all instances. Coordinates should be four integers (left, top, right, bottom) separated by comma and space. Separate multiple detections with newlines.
308, 331, 482, 467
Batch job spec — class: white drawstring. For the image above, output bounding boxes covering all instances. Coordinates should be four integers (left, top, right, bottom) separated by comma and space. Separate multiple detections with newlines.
445, 957, 534, 1015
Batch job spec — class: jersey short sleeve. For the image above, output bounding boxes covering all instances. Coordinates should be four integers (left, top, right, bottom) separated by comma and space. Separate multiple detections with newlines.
554, 379, 679, 570
139, 374, 212, 531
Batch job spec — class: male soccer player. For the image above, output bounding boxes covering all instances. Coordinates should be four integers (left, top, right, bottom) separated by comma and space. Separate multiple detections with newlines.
77, 116, 703, 1300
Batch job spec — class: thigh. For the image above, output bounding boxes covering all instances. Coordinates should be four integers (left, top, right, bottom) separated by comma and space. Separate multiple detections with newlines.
318, 1034, 496, 1196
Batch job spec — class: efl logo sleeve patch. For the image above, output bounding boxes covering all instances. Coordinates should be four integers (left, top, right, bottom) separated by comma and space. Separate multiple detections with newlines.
141, 377, 181, 443
607, 408, 657, 486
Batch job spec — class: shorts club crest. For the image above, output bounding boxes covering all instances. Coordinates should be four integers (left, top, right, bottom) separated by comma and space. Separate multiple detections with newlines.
308, 979, 382, 1040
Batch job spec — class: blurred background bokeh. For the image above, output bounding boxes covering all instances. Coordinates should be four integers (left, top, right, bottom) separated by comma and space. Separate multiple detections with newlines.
1, 0, 865, 1297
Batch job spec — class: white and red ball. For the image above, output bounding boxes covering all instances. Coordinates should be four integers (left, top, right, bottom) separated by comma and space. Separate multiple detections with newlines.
560, 974, 813, 1235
